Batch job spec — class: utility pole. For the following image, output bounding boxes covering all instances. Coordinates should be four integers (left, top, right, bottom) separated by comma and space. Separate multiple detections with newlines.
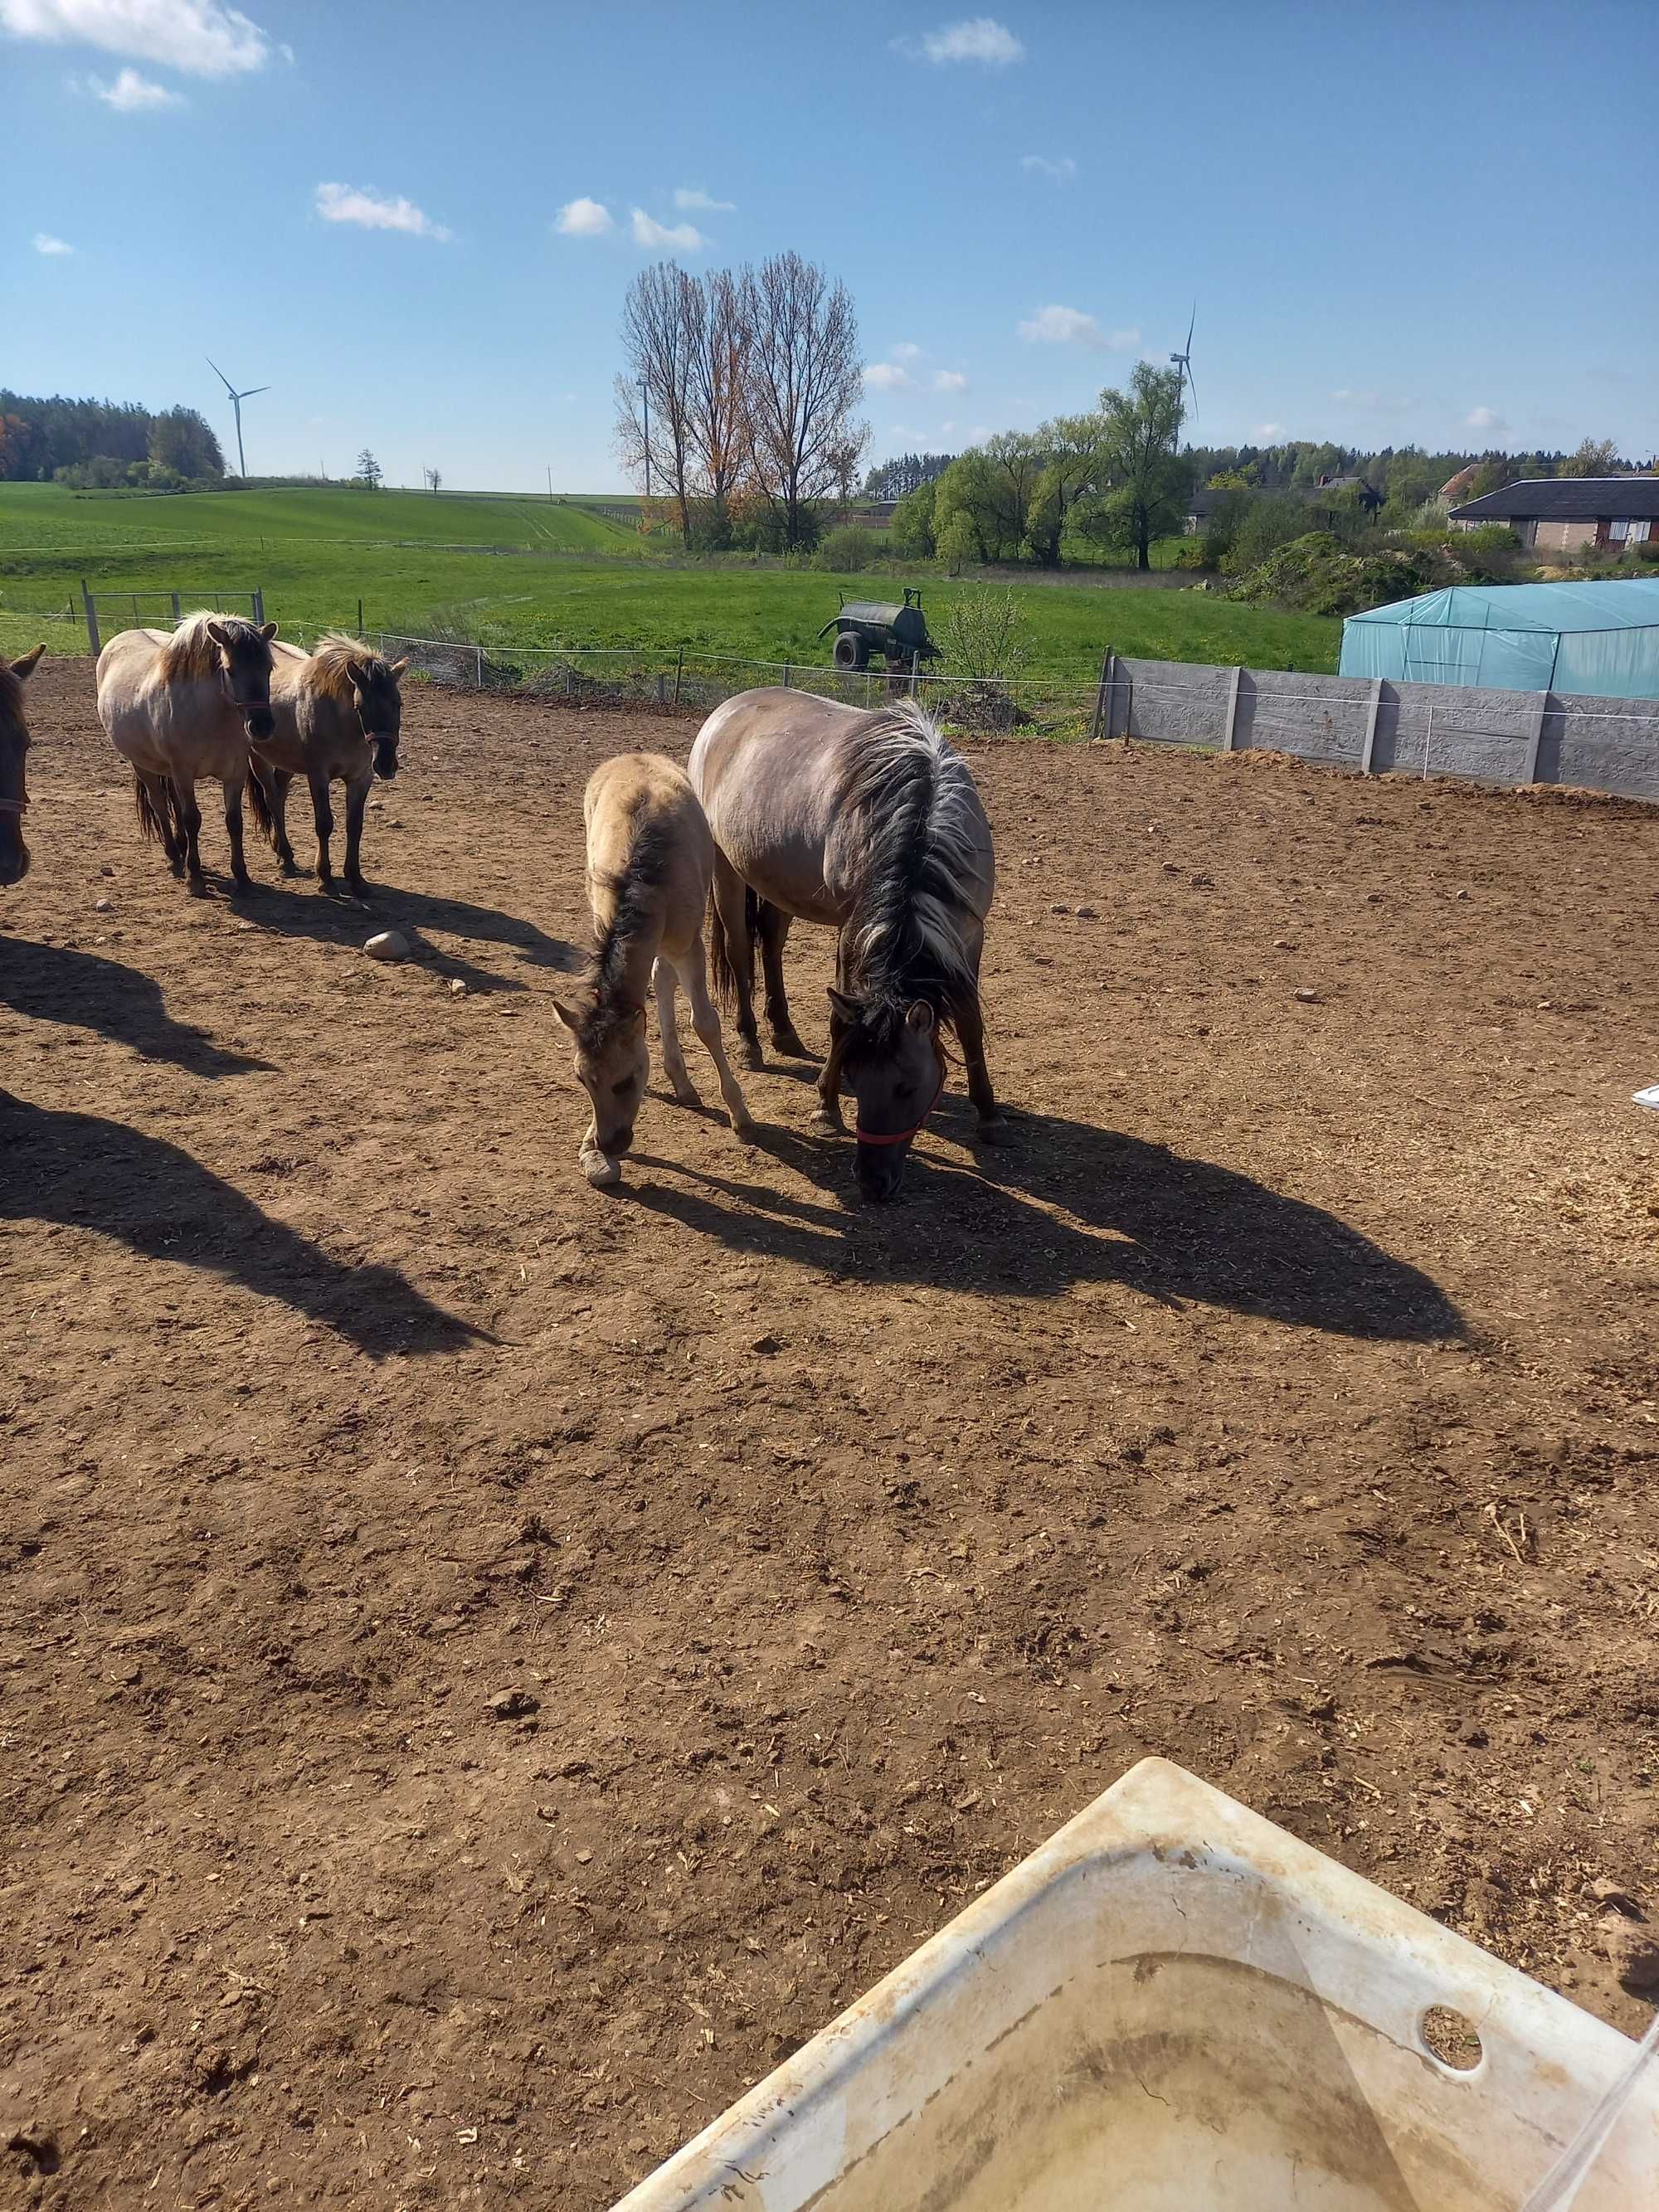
547, 464, 553, 503
639, 377, 651, 500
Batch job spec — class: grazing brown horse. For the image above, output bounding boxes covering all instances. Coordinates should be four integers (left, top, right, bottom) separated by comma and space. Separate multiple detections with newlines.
555, 752, 755, 1187
246, 635, 409, 897
96, 613, 278, 896
0, 644, 46, 890
690, 688, 998, 1202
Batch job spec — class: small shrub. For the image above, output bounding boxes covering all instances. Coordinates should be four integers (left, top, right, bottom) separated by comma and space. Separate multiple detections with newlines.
935, 586, 1032, 683
816, 524, 888, 572
1169, 538, 1209, 571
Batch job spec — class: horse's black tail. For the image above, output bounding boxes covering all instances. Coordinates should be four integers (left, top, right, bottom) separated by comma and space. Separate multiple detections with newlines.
708, 882, 759, 1010
244, 757, 275, 845
133, 773, 172, 847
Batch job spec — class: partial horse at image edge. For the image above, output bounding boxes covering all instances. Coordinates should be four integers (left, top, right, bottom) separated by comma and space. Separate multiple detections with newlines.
0, 644, 46, 891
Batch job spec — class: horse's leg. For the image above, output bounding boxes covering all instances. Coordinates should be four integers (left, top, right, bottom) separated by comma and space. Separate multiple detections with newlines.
757, 902, 809, 1057
813, 930, 853, 1135
309, 772, 336, 890
261, 763, 300, 874
653, 956, 700, 1108
173, 775, 207, 897
683, 938, 754, 1138
956, 935, 1002, 1139
711, 851, 762, 1069
224, 767, 253, 894
343, 771, 371, 898
140, 770, 185, 876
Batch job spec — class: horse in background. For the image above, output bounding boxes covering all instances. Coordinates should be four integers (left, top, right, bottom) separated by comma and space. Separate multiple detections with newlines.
0, 644, 46, 890
690, 689, 998, 1202
554, 752, 755, 1188
246, 635, 408, 897
96, 612, 278, 897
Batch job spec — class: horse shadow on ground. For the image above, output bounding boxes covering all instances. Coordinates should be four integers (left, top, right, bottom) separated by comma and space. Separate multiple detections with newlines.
620, 1095, 1462, 1344
240, 873, 579, 994
0, 938, 271, 1079
2, 1099, 485, 1360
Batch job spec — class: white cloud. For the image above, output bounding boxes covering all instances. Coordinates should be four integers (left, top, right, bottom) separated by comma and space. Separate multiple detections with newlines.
1465, 404, 1508, 435
1020, 153, 1076, 183
674, 186, 734, 213
891, 341, 922, 362
933, 369, 969, 393
314, 182, 450, 241
90, 63, 181, 105
33, 231, 74, 254
1016, 304, 1139, 351
966, 424, 993, 445
1252, 423, 1284, 440
631, 207, 706, 250
909, 16, 1024, 64
864, 362, 912, 392
1, 0, 272, 75
556, 196, 613, 237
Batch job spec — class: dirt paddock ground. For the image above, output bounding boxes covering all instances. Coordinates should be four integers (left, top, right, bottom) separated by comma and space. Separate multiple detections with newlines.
3, 657, 1657, 2208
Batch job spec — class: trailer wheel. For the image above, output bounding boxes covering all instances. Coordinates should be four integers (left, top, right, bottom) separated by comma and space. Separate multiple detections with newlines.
833, 631, 868, 671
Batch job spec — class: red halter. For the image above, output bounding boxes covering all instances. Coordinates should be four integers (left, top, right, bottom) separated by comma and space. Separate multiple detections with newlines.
856, 1067, 946, 1148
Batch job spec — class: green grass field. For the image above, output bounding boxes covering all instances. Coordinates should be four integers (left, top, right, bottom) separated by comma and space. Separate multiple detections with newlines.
0, 482, 1340, 680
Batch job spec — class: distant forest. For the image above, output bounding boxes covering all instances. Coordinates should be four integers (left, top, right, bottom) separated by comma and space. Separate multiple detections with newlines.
0, 389, 224, 485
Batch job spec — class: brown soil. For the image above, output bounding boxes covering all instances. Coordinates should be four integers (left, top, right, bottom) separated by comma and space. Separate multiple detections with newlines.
3, 659, 1657, 2209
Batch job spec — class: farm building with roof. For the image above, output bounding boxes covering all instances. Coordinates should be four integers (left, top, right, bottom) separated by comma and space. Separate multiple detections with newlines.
1448, 476, 1659, 554
1338, 577, 1659, 697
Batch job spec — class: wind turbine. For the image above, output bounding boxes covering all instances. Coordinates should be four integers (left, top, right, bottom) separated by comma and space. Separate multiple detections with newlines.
207, 357, 270, 479
1168, 306, 1197, 429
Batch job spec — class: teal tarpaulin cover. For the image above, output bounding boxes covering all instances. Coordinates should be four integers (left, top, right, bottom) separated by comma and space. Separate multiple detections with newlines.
1339, 578, 1659, 698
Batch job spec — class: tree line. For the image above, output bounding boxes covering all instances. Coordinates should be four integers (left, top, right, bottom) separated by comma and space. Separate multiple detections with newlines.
615, 252, 866, 552
0, 389, 225, 487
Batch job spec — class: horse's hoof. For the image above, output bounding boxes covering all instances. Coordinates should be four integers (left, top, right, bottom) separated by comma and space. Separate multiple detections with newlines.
974, 1118, 1010, 1146
739, 1041, 766, 1072
185, 876, 210, 899
671, 1082, 703, 1111
810, 1107, 844, 1137
732, 1115, 758, 1143
231, 876, 255, 897
280, 858, 301, 878
168, 862, 185, 880
581, 1150, 622, 1189
771, 1028, 810, 1058
346, 878, 368, 900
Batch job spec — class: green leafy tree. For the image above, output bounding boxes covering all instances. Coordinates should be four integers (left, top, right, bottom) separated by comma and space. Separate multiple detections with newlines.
356, 447, 383, 489
1024, 411, 1107, 566
889, 478, 937, 559
1559, 436, 1623, 478
1075, 364, 1187, 571
148, 406, 223, 479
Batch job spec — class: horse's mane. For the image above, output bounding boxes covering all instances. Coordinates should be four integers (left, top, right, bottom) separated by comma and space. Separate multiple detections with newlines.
573, 811, 679, 1050
157, 611, 259, 682
838, 700, 980, 1042
305, 634, 387, 699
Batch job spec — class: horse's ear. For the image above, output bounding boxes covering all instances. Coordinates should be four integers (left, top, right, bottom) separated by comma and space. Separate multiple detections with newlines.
552, 999, 582, 1032
8, 644, 45, 682
206, 620, 232, 649
260, 622, 278, 642
387, 657, 409, 678
827, 987, 862, 1025
348, 658, 372, 688
905, 1000, 936, 1036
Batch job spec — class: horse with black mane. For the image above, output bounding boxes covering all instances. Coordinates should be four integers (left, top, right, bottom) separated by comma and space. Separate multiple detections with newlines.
246, 634, 409, 897
689, 688, 998, 1201
0, 644, 46, 891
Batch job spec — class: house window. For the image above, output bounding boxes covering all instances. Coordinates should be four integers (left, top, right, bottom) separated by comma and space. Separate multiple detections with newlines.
1608, 518, 1651, 542
1516, 518, 1538, 547
1610, 517, 1631, 541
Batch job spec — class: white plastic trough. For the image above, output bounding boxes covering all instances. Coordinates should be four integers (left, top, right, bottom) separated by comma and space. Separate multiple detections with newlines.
614, 1758, 1657, 2212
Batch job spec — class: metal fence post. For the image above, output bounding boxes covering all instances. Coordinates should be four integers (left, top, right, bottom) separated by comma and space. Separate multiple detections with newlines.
1090, 647, 1112, 741
910, 650, 919, 697
1522, 691, 1548, 785
782, 663, 791, 688
1360, 678, 1383, 775
80, 580, 100, 657
1223, 664, 1243, 751
252, 588, 265, 628
475, 644, 484, 689
673, 644, 684, 707
169, 591, 182, 625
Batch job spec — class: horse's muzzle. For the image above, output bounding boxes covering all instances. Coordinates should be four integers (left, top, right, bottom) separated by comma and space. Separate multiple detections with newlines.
0, 841, 29, 889
245, 707, 275, 741
855, 1140, 909, 1203
373, 744, 399, 780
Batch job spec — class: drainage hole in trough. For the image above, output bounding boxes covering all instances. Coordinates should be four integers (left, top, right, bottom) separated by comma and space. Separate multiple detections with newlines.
1421, 2005, 1483, 2072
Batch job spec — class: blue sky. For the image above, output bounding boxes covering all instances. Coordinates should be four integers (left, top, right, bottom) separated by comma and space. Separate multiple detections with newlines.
7, 0, 1657, 492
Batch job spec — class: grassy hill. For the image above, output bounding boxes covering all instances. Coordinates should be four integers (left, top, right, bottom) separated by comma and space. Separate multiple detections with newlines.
0, 482, 1340, 680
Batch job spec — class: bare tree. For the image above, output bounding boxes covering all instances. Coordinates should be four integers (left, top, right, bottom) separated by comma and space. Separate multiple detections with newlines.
614, 263, 699, 543
422, 465, 442, 495
684, 266, 752, 543
742, 250, 866, 551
